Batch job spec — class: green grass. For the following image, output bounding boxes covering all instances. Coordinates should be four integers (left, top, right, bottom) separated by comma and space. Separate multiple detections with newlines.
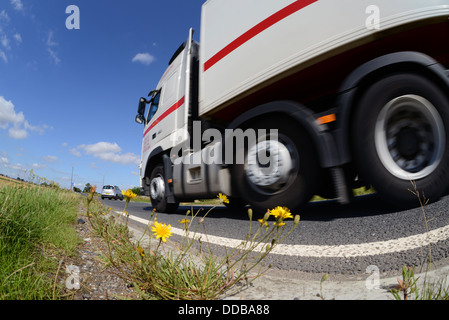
0, 183, 81, 299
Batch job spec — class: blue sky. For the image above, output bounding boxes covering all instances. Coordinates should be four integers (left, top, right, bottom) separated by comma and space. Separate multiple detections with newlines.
0, 0, 205, 190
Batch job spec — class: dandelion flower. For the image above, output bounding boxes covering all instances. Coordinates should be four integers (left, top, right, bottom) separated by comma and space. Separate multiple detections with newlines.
274, 221, 286, 227
122, 189, 137, 201
137, 246, 145, 257
217, 193, 229, 204
179, 219, 190, 225
151, 221, 172, 243
269, 206, 293, 220
258, 219, 268, 227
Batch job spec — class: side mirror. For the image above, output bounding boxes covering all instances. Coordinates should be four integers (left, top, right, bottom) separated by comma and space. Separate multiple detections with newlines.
136, 97, 147, 124
135, 114, 144, 124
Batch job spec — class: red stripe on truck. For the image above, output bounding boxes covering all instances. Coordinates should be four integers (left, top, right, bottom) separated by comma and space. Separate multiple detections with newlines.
203, 0, 318, 72
143, 96, 185, 138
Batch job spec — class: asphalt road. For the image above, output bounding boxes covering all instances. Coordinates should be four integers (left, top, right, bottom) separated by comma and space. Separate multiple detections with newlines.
100, 193, 449, 278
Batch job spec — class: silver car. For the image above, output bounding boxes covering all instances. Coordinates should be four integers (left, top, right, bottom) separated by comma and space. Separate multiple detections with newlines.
101, 185, 124, 200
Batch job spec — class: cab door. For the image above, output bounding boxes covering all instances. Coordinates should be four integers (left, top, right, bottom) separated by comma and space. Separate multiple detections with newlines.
142, 30, 195, 162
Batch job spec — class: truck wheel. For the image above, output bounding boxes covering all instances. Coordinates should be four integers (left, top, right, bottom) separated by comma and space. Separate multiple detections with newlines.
232, 117, 319, 214
149, 165, 179, 213
353, 73, 449, 206
224, 197, 247, 210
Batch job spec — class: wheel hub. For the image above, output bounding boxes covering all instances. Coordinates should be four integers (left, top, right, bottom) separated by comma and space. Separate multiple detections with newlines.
396, 127, 421, 159
245, 139, 295, 191
375, 95, 445, 180
150, 175, 165, 200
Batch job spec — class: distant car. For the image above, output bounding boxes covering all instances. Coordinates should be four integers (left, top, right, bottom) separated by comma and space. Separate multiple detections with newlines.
101, 185, 124, 200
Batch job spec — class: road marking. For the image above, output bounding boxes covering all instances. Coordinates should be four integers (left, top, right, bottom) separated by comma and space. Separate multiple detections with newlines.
117, 211, 449, 258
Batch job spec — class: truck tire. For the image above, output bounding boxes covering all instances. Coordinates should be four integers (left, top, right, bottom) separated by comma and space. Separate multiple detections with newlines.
149, 165, 179, 213
224, 197, 247, 210
353, 73, 449, 206
232, 116, 319, 214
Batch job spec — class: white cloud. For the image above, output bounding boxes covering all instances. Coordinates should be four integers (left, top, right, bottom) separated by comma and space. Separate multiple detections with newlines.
0, 96, 49, 139
46, 31, 57, 47
13, 33, 21, 44
0, 10, 10, 23
3, 161, 26, 172
1, 34, 10, 50
89, 162, 99, 169
42, 155, 58, 163
46, 31, 60, 64
0, 10, 21, 63
24, 120, 50, 134
10, 0, 24, 11
8, 126, 27, 139
32, 163, 48, 170
77, 142, 140, 165
132, 53, 155, 66
0, 50, 6, 63
47, 47, 60, 64
81, 141, 121, 155
70, 148, 82, 157
0, 96, 24, 129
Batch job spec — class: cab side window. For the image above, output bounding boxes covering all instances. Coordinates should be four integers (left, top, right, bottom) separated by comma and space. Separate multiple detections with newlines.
147, 91, 161, 124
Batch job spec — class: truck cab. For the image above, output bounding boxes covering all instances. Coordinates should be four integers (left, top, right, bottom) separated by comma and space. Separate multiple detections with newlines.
136, 30, 200, 212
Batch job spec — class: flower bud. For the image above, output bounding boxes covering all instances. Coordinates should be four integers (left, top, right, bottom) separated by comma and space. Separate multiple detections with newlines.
294, 214, 300, 226
263, 210, 270, 222
247, 209, 253, 221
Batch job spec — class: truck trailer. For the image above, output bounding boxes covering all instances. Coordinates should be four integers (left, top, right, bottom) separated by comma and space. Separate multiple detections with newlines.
135, 0, 449, 214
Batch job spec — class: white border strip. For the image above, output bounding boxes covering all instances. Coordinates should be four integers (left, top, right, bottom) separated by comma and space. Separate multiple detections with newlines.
117, 211, 449, 258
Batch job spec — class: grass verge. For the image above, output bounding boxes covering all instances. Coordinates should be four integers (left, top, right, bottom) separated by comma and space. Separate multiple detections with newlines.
0, 183, 81, 299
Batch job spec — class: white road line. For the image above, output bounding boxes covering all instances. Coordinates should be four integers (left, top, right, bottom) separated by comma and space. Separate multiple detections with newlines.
116, 211, 449, 258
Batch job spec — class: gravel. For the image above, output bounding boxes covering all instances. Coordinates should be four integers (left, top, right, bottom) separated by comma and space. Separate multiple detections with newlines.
60, 214, 139, 300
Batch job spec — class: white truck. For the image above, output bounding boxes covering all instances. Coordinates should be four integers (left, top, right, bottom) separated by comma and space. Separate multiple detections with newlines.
135, 0, 449, 214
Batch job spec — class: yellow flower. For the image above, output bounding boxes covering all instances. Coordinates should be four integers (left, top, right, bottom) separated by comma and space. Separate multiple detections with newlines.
269, 206, 293, 220
137, 246, 145, 257
151, 221, 172, 243
274, 221, 286, 227
179, 219, 190, 225
217, 193, 229, 204
122, 189, 137, 201
258, 219, 268, 227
